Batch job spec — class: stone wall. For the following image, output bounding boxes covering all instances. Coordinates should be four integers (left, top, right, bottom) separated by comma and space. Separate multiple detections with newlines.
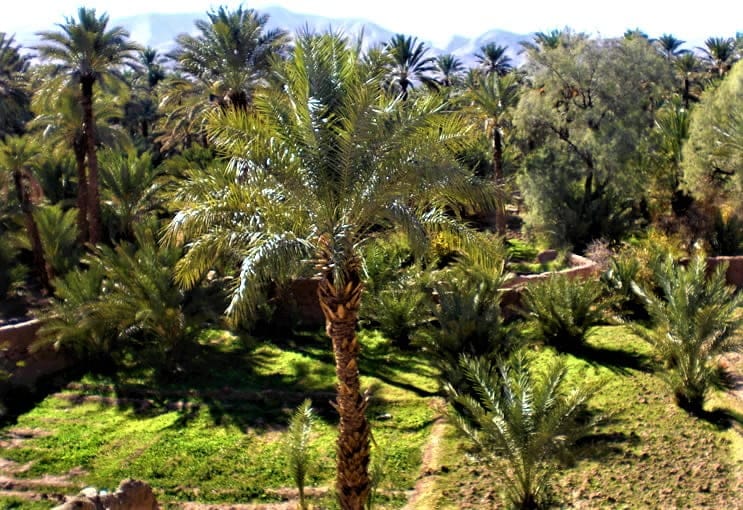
0, 319, 70, 388
707, 256, 743, 287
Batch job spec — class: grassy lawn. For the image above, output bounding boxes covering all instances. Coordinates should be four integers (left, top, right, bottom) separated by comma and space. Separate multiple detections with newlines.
1, 326, 742, 508
0, 329, 437, 508
423, 326, 743, 509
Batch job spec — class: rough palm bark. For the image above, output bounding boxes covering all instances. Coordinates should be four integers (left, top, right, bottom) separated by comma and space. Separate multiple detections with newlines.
12, 170, 52, 291
317, 268, 370, 510
72, 138, 89, 243
493, 126, 507, 236
81, 78, 102, 244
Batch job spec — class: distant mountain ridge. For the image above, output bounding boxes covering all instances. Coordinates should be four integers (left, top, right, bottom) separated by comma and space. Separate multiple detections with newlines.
12, 5, 530, 66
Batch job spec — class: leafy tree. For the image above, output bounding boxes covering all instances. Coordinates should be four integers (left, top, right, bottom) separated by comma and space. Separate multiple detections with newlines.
515, 33, 674, 249
475, 42, 512, 76
447, 351, 603, 509
384, 33, 437, 99
35, 7, 139, 244
164, 31, 487, 508
682, 60, 743, 209
0, 32, 31, 138
633, 254, 743, 414
0, 136, 51, 290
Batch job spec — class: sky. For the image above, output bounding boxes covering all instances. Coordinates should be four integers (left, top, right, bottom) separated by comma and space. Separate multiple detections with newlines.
3, 0, 741, 47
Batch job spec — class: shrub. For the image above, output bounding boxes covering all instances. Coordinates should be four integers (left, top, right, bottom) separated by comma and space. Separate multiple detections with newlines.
415, 266, 517, 390
446, 351, 604, 509
363, 282, 430, 348
632, 253, 743, 414
521, 274, 612, 350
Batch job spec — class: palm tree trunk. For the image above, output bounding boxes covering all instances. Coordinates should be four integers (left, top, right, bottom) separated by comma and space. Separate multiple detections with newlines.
493, 127, 507, 236
81, 78, 103, 244
73, 139, 89, 244
317, 274, 370, 510
13, 171, 52, 292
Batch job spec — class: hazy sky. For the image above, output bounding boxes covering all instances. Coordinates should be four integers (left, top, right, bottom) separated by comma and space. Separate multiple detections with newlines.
4, 0, 741, 46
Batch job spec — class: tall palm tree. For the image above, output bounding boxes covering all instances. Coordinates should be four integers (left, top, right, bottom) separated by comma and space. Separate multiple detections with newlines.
461, 72, 520, 234
35, 7, 139, 244
699, 36, 737, 77
384, 33, 437, 99
0, 136, 51, 291
434, 53, 464, 88
30, 87, 129, 242
172, 5, 288, 111
123, 47, 167, 142
0, 32, 31, 138
674, 53, 703, 108
475, 42, 513, 76
164, 31, 487, 509
655, 34, 688, 61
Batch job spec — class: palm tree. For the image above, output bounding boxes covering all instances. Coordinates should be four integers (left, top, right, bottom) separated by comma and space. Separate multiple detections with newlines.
475, 42, 512, 76
447, 351, 603, 509
655, 34, 688, 61
99, 149, 165, 241
0, 32, 31, 138
434, 53, 464, 88
384, 33, 437, 99
30, 87, 129, 242
123, 47, 167, 142
35, 7, 139, 244
164, 31, 488, 509
171, 5, 288, 111
674, 53, 702, 108
633, 254, 743, 414
699, 36, 737, 77
461, 72, 520, 234
0, 136, 51, 291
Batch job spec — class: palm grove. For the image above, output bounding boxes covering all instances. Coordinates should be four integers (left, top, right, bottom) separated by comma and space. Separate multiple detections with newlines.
0, 5, 742, 509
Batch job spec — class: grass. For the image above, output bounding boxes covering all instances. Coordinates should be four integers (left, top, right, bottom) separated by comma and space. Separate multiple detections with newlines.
413, 326, 743, 509
1, 326, 742, 508
0, 328, 435, 508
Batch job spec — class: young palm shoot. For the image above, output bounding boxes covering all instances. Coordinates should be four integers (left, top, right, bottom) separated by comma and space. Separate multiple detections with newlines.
286, 399, 316, 510
447, 351, 603, 509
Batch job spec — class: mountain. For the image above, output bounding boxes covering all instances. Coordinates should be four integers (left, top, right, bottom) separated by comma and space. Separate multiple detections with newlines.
13, 6, 530, 65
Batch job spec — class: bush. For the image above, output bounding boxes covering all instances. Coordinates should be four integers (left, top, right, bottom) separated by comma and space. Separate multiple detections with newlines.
446, 350, 604, 509
709, 210, 743, 256
521, 274, 612, 350
415, 266, 517, 390
632, 253, 743, 414
363, 282, 430, 348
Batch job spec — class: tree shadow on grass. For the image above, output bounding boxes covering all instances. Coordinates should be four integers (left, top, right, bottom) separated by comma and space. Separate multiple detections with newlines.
54, 334, 341, 431
564, 342, 654, 375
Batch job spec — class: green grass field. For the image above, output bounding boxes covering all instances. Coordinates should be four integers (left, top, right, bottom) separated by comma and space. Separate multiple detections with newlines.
1, 326, 742, 509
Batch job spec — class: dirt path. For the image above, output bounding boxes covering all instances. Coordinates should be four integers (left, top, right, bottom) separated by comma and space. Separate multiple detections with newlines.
402, 397, 449, 510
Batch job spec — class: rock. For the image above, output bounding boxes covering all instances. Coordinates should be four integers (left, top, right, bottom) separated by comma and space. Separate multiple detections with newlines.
537, 249, 558, 263
53, 479, 158, 510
